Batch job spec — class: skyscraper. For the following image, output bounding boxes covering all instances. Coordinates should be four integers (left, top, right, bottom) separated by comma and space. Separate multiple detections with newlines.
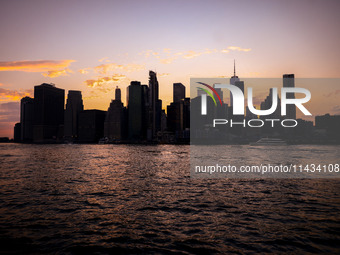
33, 83, 65, 143
167, 84, 190, 141
64, 90, 83, 141
148, 71, 162, 140
78, 110, 106, 143
127, 81, 145, 140
230, 60, 240, 85
173, 83, 185, 103
213, 84, 223, 104
230, 60, 242, 106
20, 96, 34, 142
283, 74, 296, 120
104, 86, 127, 140
283, 74, 296, 119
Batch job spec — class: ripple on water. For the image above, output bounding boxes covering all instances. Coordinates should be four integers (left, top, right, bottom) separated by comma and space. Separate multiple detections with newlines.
0, 144, 340, 254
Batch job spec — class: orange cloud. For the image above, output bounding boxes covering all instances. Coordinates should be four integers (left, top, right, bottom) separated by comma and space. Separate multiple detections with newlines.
159, 57, 178, 64
158, 73, 170, 77
139, 50, 154, 58
85, 74, 127, 88
98, 57, 109, 62
42, 68, 73, 78
78, 68, 91, 74
183, 51, 203, 59
182, 49, 216, 59
139, 46, 250, 64
94, 63, 145, 74
227, 46, 251, 52
0, 60, 75, 72
0, 88, 33, 101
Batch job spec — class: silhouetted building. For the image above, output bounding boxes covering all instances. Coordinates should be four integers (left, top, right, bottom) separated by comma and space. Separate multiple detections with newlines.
104, 86, 127, 141
294, 118, 314, 140
167, 84, 190, 140
213, 83, 223, 104
33, 83, 65, 143
283, 74, 296, 120
167, 102, 183, 132
173, 83, 185, 103
78, 110, 106, 142
183, 98, 190, 130
20, 96, 34, 142
260, 88, 281, 119
127, 81, 147, 140
260, 88, 282, 134
246, 106, 258, 120
230, 60, 240, 106
161, 109, 167, 132
229, 61, 244, 134
141, 84, 149, 137
64, 90, 83, 141
148, 71, 162, 140
315, 114, 340, 142
0, 137, 10, 143
14, 123, 21, 142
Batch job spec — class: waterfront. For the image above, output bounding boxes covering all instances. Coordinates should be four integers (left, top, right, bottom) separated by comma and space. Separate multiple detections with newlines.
0, 144, 340, 254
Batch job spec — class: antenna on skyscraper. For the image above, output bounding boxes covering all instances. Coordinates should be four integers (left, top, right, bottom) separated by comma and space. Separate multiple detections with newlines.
234, 59, 236, 77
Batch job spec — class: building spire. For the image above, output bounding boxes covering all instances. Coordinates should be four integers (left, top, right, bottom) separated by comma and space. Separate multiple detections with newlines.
234, 59, 236, 77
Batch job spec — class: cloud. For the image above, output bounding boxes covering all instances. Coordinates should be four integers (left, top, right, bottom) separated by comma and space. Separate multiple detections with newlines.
0, 102, 20, 116
0, 60, 75, 72
324, 89, 340, 97
183, 49, 217, 59
139, 46, 250, 64
331, 105, 340, 114
98, 57, 109, 62
183, 51, 203, 59
94, 63, 145, 74
0, 88, 33, 101
42, 68, 73, 78
227, 46, 251, 52
158, 73, 170, 77
78, 68, 90, 74
83, 92, 100, 100
139, 50, 154, 58
159, 57, 178, 64
85, 74, 127, 88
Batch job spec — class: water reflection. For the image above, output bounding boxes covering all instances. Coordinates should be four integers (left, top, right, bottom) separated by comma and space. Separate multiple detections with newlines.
0, 144, 339, 254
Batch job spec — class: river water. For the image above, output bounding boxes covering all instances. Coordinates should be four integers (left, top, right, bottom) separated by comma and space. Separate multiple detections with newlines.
0, 144, 340, 254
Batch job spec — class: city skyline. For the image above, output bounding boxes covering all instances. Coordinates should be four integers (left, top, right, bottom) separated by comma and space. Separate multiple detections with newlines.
1, 0, 340, 138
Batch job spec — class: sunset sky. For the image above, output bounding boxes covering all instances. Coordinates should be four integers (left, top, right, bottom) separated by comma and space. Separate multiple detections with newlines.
1, 0, 340, 138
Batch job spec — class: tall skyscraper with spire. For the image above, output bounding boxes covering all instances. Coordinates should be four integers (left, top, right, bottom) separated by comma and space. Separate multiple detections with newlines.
148, 70, 162, 140
230, 60, 240, 86
229, 60, 244, 107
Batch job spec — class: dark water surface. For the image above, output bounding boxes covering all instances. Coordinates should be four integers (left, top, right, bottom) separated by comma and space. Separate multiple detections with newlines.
0, 144, 340, 254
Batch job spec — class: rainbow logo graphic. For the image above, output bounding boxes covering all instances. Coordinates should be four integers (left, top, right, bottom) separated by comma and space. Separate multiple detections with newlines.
196, 82, 223, 106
